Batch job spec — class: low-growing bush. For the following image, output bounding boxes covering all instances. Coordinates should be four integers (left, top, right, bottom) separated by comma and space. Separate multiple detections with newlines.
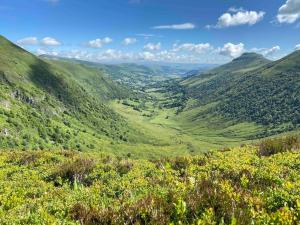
0, 143, 300, 224
70, 195, 173, 225
51, 157, 95, 185
257, 135, 300, 156
116, 160, 133, 176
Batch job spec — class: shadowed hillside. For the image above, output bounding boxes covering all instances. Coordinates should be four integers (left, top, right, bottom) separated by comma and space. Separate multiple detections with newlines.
0, 36, 133, 150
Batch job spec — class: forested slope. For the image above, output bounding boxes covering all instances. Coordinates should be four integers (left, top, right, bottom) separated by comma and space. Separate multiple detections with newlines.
181, 52, 300, 137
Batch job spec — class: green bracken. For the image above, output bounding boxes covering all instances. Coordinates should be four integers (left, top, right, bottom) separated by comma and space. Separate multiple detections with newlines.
0, 136, 299, 224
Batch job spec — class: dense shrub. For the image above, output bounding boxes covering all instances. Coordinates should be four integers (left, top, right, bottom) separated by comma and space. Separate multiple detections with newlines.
257, 135, 300, 156
116, 160, 134, 176
70, 196, 173, 225
51, 157, 95, 185
0, 144, 300, 224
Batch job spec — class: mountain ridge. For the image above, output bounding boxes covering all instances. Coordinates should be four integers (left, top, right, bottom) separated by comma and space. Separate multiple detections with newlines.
179, 50, 300, 137
0, 36, 133, 150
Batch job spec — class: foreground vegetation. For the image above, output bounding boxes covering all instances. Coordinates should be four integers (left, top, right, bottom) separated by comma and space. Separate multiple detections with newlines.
0, 136, 299, 224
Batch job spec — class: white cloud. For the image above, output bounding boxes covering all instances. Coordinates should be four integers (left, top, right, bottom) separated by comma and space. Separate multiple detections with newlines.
31, 40, 288, 64
122, 38, 137, 45
173, 43, 212, 54
144, 42, 161, 51
36, 49, 47, 55
16, 37, 39, 45
251, 46, 281, 56
41, 37, 61, 46
277, 0, 300, 23
295, 44, 300, 50
37, 48, 58, 56
34, 48, 204, 64
16, 36, 61, 46
218, 43, 245, 58
153, 23, 196, 30
138, 51, 156, 61
228, 7, 244, 13
136, 33, 155, 37
262, 46, 280, 56
87, 37, 113, 48
208, 8, 265, 28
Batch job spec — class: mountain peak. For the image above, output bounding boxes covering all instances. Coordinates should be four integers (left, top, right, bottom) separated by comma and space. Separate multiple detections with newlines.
206, 52, 270, 75
233, 52, 267, 62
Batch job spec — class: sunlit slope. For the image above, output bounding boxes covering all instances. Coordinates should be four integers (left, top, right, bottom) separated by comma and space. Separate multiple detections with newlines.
182, 52, 271, 87
0, 35, 132, 150
44, 59, 132, 101
181, 51, 300, 137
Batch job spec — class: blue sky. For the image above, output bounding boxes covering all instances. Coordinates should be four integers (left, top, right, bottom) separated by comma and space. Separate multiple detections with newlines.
1, 0, 300, 64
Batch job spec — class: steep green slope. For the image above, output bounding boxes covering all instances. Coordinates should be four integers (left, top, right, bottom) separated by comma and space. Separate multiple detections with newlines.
218, 51, 300, 132
0, 36, 131, 150
43, 59, 132, 101
182, 53, 270, 88
181, 53, 270, 105
210, 52, 271, 74
181, 52, 300, 137
41, 56, 187, 89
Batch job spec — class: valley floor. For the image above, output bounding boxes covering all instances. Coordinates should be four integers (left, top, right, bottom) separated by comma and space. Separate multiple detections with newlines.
108, 85, 278, 158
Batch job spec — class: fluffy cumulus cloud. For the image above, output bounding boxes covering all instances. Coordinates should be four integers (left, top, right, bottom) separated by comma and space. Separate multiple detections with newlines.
173, 43, 212, 53
17, 37, 61, 46
137, 50, 199, 63
17, 37, 39, 45
40, 37, 61, 46
36, 48, 58, 56
277, 0, 300, 23
144, 42, 161, 51
208, 8, 265, 28
295, 44, 300, 50
138, 51, 155, 61
87, 37, 113, 48
31, 38, 289, 64
122, 38, 137, 45
153, 23, 196, 30
34, 48, 205, 64
251, 46, 281, 57
218, 43, 245, 58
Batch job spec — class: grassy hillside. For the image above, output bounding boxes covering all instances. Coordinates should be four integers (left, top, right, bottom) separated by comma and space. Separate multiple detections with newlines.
40, 56, 189, 89
44, 59, 132, 101
0, 136, 299, 224
1, 36, 233, 157
182, 53, 270, 87
180, 52, 300, 138
0, 36, 133, 150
